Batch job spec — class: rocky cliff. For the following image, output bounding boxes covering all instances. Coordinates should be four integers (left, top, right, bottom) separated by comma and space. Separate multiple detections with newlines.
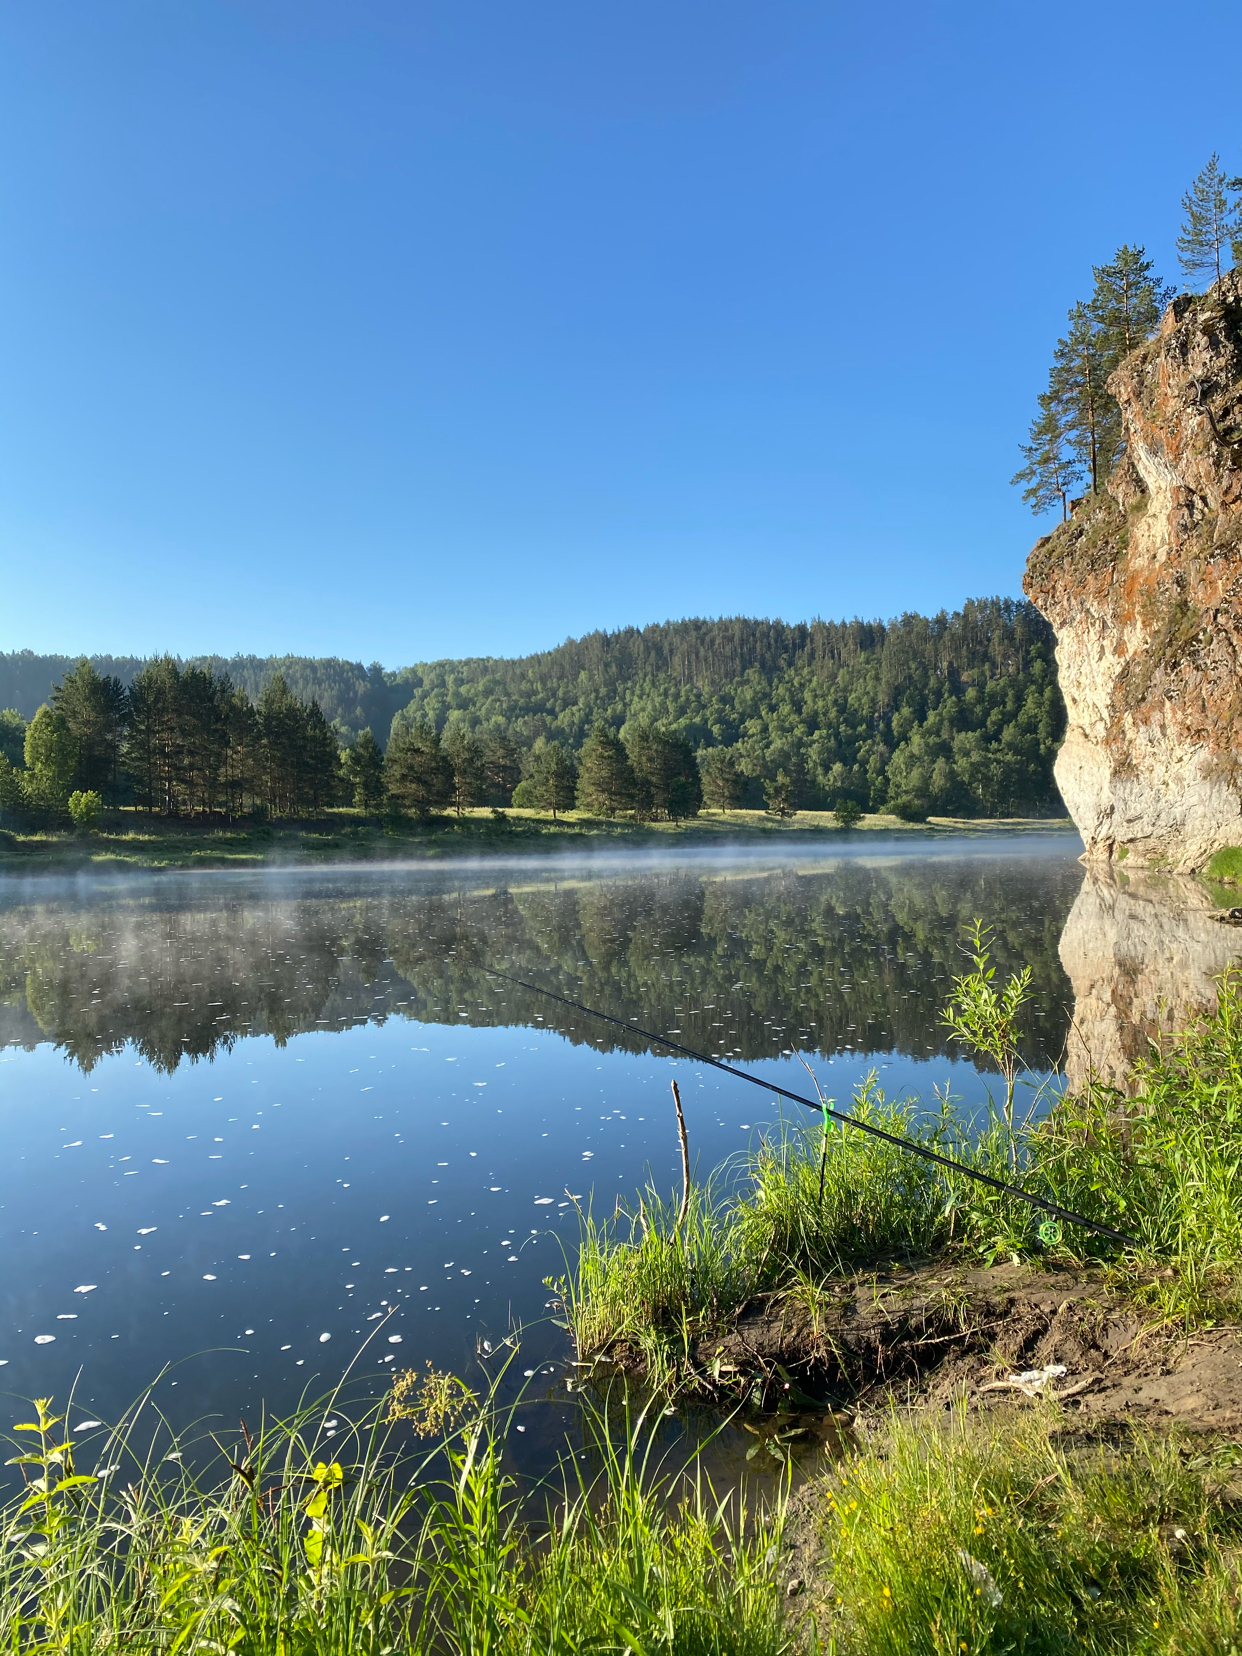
1024, 270, 1242, 871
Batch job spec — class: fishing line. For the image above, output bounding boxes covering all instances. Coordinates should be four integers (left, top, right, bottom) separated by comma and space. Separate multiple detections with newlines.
480, 965, 1140, 1249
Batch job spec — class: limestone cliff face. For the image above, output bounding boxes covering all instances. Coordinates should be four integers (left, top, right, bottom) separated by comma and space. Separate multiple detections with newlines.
1024, 270, 1242, 871
1057, 867, 1241, 1089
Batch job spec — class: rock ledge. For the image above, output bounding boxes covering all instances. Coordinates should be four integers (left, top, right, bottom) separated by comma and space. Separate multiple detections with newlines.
1024, 270, 1242, 871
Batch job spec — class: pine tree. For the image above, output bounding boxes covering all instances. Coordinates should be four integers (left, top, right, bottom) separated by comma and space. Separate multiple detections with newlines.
1090, 245, 1172, 362
1050, 303, 1119, 493
623, 722, 701, 819
698, 745, 745, 811
1011, 392, 1083, 520
666, 764, 703, 820
576, 722, 637, 816
299, 700, 342, 814
257, 674, 304, 817
482, 726, 522, 805
764, 769, 797, 819
51, 660, 127, 797
385, 719, 453, 816
443, 726, 487, 816
530, 741, 579, 818
124, 657, 181, 814
177, 665, 228, 816
622, 722, 665, 818
222, 687, 257, 819
1176, 154, 1241, 288
342, 728, 386, 814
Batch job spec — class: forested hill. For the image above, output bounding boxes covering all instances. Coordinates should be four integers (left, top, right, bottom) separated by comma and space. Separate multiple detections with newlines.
0, 597, 1065, 816
0, 652, 405, 744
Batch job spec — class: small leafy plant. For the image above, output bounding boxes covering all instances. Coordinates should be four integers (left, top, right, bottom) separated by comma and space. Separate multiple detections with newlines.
942, 919, 1035, 1167
387, 1361, 478, 1437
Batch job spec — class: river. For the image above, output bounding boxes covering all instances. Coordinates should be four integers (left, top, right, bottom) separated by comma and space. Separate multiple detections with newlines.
2, 829, 1236, 1480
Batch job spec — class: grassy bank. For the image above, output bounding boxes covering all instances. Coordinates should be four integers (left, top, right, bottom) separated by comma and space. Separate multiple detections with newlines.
0, 807, 1074, 874
5, 1363, 1239, 1651
561, 968, 1242, 1393
790, 1406, 1242, 1653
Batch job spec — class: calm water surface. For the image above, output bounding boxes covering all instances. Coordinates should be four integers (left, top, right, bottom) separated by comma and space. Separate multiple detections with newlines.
1, 833, 1085, 1474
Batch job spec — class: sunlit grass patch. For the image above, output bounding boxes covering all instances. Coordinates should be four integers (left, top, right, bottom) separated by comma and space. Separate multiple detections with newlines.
560, 1082, 970, 1377
1206, 845, 1242, 884
1030, 968, 1242, 1322
800, 1407, 1242, 1655
567, 966, 1242, 1375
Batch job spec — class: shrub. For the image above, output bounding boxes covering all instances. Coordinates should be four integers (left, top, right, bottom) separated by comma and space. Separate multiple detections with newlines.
67, 789, 103, 831
888, 795, 930, 822
510, 777, 540, 808
833, 797, 864, 828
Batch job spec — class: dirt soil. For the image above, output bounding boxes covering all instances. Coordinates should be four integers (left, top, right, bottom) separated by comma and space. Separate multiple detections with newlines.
603, 1260, 1242, 1434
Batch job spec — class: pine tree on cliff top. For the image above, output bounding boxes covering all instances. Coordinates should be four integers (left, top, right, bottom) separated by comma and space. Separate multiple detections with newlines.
1090, 245, 1173, 362
1011, 392, 1083, 520
1050, 302, 1119, 495
1014, 244, 1172, 516
1177, 153, 1242, 289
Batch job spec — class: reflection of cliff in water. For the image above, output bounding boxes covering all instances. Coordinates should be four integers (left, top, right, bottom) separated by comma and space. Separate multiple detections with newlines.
0, 857, 1083, 1075
1058, 868, 1242, 1089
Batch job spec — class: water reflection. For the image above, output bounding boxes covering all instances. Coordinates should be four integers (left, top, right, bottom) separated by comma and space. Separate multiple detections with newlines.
0, 836, 1094, 1462
1, 848, 1083, 1076
1058, 866, 1242, 1088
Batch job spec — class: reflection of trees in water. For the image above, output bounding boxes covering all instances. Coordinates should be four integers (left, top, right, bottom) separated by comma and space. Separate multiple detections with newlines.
0, 860, 1081, 1075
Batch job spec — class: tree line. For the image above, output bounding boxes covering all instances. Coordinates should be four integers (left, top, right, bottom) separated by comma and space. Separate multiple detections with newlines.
0, 651, 407, 746
0, 660, 341, 823
1014, 152, 1241, 517
1, 599, 1065, 826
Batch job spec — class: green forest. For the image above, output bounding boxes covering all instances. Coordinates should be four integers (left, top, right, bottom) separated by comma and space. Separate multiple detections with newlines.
0, 597, 1065, 825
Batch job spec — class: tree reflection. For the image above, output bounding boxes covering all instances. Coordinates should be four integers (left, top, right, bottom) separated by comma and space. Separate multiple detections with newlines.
0, 858, 1082, 1075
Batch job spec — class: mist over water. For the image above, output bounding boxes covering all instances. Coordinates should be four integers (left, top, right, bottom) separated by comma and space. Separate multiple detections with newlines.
1, 832, 1085, 1466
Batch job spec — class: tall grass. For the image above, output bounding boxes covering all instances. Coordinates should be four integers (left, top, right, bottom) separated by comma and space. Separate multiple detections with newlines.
801, 1404, 1242, 1654
1030, 966, 1242, 1320
566, 968, 1242, 1363
561, 1082, 974, 1380
1, 1379, 787, 1655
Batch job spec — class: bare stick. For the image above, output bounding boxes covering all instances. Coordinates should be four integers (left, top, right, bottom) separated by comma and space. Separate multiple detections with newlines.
671, 1079, 691, 1236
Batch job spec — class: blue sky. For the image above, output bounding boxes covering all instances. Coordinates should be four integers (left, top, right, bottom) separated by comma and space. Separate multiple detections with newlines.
2, 1, 1238, 666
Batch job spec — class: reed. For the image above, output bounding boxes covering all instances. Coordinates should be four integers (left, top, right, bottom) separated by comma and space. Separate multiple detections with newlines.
1, 1377, 787, 1654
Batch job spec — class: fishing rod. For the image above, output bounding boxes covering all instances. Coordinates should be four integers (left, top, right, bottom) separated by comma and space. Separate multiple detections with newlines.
480, 965, 1141, 1249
